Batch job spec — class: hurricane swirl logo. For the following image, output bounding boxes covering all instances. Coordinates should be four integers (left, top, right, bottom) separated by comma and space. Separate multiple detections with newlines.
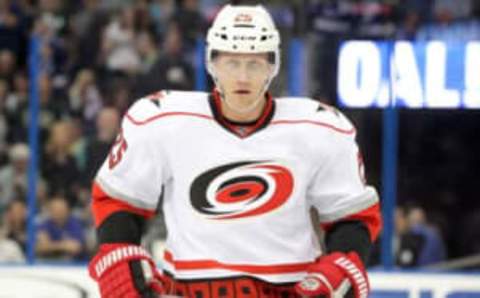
190, 161, 294, 220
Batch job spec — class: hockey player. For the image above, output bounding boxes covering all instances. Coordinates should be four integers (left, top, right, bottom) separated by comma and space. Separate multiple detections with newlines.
88, 4, 382, 298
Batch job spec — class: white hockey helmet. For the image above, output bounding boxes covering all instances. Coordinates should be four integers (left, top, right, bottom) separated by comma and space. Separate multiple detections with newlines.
206, 5, 281, 80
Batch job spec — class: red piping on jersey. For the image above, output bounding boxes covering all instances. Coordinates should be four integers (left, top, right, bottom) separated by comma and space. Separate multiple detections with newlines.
91, 182, 155, 227
271, 120, 356, 135
125, 95, 354, 135
164, 250, 311, 274
126, 112, 213, 126
320, 202, 382, 242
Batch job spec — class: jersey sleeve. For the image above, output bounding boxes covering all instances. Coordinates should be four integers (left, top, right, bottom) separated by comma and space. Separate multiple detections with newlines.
308, 118, 379, 226
94, 106, 167, 212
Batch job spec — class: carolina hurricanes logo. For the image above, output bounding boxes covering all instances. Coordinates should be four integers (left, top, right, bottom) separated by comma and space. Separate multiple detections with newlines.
190, 161, 294, 220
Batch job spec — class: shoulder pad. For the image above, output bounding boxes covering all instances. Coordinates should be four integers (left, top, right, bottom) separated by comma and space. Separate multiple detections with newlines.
274, 96, 356, 135
127, 95, 163, 122
126, 90, 210, 124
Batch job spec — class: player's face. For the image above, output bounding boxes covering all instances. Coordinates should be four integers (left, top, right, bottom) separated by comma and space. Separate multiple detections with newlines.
212, 52, 273, 110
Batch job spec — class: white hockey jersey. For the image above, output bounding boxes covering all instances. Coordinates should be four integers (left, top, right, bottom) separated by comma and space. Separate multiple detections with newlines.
95, 90, 379, 283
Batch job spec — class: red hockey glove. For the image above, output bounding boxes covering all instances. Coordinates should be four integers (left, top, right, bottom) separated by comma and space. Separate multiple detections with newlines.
89, 244, 165, 298
295, 252, 369, 298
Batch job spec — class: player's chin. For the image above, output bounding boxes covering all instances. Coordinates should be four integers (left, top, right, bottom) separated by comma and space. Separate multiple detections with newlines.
227, 93, 249, 102
238, 98, 258, 107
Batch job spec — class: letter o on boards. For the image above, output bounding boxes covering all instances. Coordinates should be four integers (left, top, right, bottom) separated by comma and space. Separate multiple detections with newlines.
338, 42, 381, 107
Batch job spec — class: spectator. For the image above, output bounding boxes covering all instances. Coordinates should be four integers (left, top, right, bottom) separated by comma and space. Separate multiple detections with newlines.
40, 76, 63, 114
4, 70, 28, 114
100, 5, 141, 75
0, 143, 30, 210
68, 118, 92, 208
38, 73, 63, 128
37, 0, 65, 27
70, 0, 101, 39
107, 78, 132, 115
171, 0, 207, 51
394, 205, 424, 268
0, 49, 16, 83
407, 206, 447, 266
2, 71, 27, 144
42, 121, 81, 207
0, 234, 24, 263
36, 195, 86, 261
0, 0, 27, 54
31, 14, 69, 77
136, 30, 160, 75
133, 0, 156, 34
2, 199, 27, 253
148, 0, 175, 38
394, 205, 447, 267
68, 118, 88, 173
85, 107, 120, 183
68, 68, 103, 129
71, 0, 110, 70
6, 72, 61, 147
134, 22, 194, 96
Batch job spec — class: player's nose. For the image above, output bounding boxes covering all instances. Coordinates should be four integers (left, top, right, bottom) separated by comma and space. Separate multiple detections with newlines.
236, 67, 250, 82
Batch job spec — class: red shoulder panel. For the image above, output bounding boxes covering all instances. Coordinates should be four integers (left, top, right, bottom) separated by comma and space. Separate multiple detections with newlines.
320, 203, 382, 242
91, 182, 155, 227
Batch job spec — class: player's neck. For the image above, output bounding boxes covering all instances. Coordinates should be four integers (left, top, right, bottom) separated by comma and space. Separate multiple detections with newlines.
221, 98, 267, 123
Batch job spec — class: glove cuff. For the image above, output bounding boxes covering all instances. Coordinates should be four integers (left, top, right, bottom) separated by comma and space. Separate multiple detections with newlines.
332, 252, 369, 298
89, 244, 154, 280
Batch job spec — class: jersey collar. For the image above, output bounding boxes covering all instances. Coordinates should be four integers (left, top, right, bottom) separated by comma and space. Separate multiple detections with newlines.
209, 89, 275, 139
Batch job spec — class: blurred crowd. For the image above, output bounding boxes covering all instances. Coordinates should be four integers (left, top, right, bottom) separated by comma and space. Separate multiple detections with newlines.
0, 0, 478, 269
0, 0, 213, 263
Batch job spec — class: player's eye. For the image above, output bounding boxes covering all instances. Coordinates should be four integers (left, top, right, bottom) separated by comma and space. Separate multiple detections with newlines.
247, 61, 260, 68
225, 60, 240, 69
247, 60, 268, 73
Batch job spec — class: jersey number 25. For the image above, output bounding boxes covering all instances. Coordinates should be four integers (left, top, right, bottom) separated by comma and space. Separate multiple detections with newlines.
109, 129, 128, 169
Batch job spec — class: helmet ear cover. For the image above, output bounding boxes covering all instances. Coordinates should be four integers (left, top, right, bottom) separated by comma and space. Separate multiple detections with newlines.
210, 49, 219, 61
267, 52, 276, 64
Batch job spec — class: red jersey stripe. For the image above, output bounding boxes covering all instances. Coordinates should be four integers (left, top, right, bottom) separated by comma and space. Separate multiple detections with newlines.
164, 250, 311, 274
91, 182, 155, 227
126, 111, 355, 135
126, 112, 213, 126
125, 94, 354, 135
320, 202, 382, 241
271, 120, 356, 135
